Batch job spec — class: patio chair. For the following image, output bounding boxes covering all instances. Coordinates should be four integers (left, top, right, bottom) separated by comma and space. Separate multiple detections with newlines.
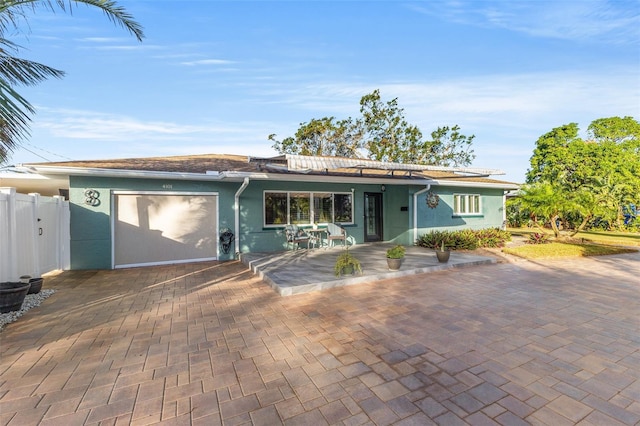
326, 223, 347, 247
285, 224, 312, 250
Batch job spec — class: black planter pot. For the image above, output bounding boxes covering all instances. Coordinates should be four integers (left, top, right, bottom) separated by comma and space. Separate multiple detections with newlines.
0, 282, 31, 313
28, 278, 44, 294
435, 249, 450, 263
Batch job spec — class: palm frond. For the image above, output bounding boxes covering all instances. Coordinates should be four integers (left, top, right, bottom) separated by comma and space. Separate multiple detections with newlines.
0, 46, 65, 85
1, 0, 144, 41
0, 76, 33, 159
64, 0, 145, 41
0, 4, 27, 35
0, 0, 144, 162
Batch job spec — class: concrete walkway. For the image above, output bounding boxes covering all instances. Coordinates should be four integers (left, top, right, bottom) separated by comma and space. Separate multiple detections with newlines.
0, 250, 639, 425
241, 244, 496, 295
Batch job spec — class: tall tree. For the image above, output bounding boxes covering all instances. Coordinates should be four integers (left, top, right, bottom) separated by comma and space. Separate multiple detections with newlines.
523, 117, 640, 231
525, 123, 580, 184
0, 0, 144, 163
425, 125, 475, 167
358, 89, 424, 163
269, 117, 362, 158
271, 89, 476, 167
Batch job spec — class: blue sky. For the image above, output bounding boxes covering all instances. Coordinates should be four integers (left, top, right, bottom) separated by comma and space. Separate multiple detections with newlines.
8, 0, 640, 183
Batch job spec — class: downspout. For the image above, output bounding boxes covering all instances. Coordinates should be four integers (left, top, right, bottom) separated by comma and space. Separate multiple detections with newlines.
234, 177, 250, 258
502, 191, 508, 230
413, 184, 431, 243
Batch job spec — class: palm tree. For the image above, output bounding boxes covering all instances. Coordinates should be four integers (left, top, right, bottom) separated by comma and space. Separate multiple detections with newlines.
0, 0, 144, 163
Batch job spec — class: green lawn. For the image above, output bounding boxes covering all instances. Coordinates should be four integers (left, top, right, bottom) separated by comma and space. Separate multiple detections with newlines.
503, 242, 637, 259
505, 228, 639, 259
508, 227, 640, 246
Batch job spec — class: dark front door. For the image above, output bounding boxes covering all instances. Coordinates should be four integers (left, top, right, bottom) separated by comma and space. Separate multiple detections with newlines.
364, 192, 383, 242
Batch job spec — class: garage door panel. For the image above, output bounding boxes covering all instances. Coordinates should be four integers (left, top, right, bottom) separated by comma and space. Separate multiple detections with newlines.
114, 193, 217, 268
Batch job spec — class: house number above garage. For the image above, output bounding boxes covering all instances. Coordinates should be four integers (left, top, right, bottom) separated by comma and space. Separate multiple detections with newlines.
162, 184, 173, 189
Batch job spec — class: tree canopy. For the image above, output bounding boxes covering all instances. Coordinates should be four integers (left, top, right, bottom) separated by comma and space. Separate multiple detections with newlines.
269, 117, 362, 158
269, 89, 476, 167
588, 116, 640, 144
0, 0, 144, 163
513, 116, 640, 233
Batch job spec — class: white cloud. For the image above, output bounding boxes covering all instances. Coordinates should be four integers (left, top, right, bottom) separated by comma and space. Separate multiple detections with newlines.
32, 107, 274, 147
409, 0, 640, 44
79, 37, 124, 43
23, 108, 279, 163
180, 59, 236, 66
251, 66, 639, 129
35, 109, 241, 140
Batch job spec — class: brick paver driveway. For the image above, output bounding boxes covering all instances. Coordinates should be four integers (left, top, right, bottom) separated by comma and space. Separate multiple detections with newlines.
1, 252, 639, 425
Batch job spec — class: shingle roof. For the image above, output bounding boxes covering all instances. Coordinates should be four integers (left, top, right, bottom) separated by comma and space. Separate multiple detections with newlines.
30, 154, 256, 173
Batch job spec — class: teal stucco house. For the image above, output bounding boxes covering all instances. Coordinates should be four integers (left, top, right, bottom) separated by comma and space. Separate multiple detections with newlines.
2, 154, 518, 270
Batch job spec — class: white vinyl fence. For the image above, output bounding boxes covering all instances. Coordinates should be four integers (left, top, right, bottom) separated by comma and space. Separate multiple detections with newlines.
0, 188, 70, 282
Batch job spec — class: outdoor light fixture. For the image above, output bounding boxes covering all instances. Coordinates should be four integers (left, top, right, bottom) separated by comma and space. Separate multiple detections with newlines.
381, 185, 386, 192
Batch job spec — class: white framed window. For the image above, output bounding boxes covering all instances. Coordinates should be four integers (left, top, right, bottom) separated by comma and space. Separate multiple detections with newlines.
289, 192, 311, 224
453, 194, 481, 215
264, 191, 353, 226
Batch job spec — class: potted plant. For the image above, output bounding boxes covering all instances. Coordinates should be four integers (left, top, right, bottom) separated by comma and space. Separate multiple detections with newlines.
28, 277, 44, 294
435, 240, 450, 263
0, 279, 31, 313
334, 248, 362, 277
20, 275, 43, 294
386, 245, 405, 270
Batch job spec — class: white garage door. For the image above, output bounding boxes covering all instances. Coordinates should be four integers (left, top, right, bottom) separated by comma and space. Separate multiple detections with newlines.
113, 191, 218, 268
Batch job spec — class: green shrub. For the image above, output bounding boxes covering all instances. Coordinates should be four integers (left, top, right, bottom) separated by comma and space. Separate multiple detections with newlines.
526, 232, 550, 244
475, 228, 511, 248
386, 245, 406, 259
452, 229, 479, 250
416, 228, 511, 250
416, 230, 451, 250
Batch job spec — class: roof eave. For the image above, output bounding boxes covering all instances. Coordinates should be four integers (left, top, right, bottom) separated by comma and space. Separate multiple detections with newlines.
259, 173, 435, 185
17, 166, 518, 189
25, 165, 266, 181
432, 179, 520, 190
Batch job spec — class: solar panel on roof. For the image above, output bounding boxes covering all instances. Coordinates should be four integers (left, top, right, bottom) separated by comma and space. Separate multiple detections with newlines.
285, 154, 502, 176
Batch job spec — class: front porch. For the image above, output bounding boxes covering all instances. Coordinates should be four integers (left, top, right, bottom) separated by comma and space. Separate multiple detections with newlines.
240, 243, 496, 296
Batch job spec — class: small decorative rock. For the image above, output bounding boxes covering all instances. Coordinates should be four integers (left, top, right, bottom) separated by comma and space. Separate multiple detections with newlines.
0, 289, 55, 331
